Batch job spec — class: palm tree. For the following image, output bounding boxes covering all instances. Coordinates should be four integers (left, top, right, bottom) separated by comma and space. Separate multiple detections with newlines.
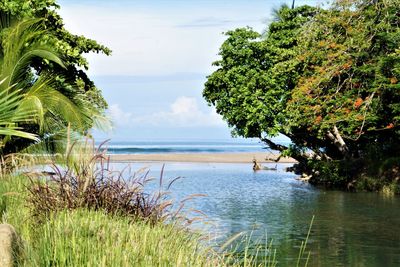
0, 18, 106, 154
0, 81, 38, 145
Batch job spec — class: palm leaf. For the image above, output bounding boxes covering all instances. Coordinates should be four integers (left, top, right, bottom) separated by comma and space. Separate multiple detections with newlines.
0, 19, 66, 90
0, 81, 38, 142
22, 75, 91, 131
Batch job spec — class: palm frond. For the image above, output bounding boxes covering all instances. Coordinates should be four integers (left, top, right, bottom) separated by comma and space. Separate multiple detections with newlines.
0, 19, 66, 90
0, 81, 38, 143
23, 75, 92, 131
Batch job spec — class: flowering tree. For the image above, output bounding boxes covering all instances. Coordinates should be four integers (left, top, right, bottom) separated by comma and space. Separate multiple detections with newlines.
204, 1, 400, 189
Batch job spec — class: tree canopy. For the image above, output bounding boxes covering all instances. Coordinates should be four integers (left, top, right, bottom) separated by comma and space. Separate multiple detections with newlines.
204, 0, 400, 189
0, 0, 111, 153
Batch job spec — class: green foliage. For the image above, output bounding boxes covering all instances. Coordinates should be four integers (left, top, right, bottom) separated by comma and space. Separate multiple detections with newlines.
0, 19, 106, 154
0, 83, 38, 144
204, 0, 400, 189
204, 5, 316, 139
0, 0, 112, 154
0, 0, 111, 99
0, 174, 216, 266
288, 0, 400, 145
306, 160, 353, 187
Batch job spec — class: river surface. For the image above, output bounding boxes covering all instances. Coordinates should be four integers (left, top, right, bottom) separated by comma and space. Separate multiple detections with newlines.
111, 162, 400, 267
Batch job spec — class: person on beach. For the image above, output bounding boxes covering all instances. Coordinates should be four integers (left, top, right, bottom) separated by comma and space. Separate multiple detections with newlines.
253, 159, 263, 171
253, 159, 278, 171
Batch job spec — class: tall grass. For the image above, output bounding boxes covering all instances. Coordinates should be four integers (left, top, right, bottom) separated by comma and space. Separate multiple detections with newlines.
32, 209, 219, 267
26, 140, 200, 225
221, 231, 277, 267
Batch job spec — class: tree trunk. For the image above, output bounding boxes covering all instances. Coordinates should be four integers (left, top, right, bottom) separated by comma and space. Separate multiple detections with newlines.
327, 126, 349, 157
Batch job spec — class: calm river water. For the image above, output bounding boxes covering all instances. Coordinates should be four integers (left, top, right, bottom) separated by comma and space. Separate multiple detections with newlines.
112, 162, 400, 267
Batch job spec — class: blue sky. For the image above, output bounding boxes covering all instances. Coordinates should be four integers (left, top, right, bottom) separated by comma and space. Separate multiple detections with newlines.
58, 0, 320, 141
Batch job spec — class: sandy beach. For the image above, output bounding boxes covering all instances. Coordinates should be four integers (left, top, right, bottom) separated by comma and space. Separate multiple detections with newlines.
108, 152, 296, 163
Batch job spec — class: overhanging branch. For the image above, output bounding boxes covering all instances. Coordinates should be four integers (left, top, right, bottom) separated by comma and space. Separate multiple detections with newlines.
261, 137, 308, 163
260, 137, 288, 152
261, 136, 332, 163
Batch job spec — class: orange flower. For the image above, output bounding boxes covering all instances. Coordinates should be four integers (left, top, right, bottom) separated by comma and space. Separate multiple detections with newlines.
354, 97, 363, 108
390, 77, 398, 84
343, 62, 351, 70
315, 115, 322, 124
386, 123, 394, 129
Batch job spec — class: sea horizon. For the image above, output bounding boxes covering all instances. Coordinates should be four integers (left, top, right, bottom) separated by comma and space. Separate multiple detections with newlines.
99, 139, 291, 154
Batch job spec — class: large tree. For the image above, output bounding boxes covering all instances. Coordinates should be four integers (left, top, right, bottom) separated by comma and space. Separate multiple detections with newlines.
204, 5, 317, 160
204, 0, 400, 190
0, 0, 111, 154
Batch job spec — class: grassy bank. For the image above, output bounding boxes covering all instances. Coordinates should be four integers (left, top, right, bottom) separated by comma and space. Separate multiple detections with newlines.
32, 210, 217, 266
0, 175, 280, 266
0, 175, 214, 266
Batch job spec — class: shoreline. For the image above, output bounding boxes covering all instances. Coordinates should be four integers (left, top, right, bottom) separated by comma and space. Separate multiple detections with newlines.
108, 152, 297, 164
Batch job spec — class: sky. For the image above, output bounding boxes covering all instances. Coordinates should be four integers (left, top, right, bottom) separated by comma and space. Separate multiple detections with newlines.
58, 0, 320, 141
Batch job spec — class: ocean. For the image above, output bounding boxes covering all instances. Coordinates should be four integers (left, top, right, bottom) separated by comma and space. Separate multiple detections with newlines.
103, 140, 272, 154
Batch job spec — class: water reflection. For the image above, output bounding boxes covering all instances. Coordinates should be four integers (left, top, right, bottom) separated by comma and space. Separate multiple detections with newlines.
110, 162, 400, 266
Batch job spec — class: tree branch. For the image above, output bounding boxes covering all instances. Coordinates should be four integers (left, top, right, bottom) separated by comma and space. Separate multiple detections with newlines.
261, 137, 288, 152
327, 125, 349, 156
261, 137, 307, 163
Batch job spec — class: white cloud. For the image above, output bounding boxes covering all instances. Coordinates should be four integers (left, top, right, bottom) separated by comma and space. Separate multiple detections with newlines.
155, 96, 225, 127
171, 96, 198, 114
108, 97, 224, 128
107, 104, 133, 126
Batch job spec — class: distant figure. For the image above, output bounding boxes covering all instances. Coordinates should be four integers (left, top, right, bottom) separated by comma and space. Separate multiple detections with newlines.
253, 159, 263, 171
253, 159, 277, 171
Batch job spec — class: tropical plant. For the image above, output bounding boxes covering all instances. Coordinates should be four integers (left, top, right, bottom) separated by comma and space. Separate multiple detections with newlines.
204, 5, 316, 161
0, 82, 38, 145
0, 19, 105, 155
0, 0, 111, 155
0, 0, 111, 112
